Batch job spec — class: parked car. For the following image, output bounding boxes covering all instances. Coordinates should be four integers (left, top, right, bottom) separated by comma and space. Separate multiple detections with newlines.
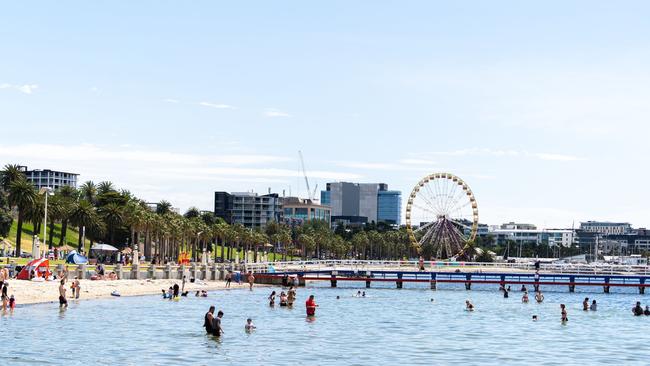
20, 252, 33, 258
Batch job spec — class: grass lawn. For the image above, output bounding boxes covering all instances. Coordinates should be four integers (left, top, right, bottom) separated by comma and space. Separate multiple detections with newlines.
3, 221, 91, 254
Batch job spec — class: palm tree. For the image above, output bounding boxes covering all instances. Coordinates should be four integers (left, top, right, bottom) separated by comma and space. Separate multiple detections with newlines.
97, 181, 115, 195
56, 186, 77, 245
7, 177, 37, 255
156, 200, 172, 215
79, 181, 97, 204
70, 200, 97, 251
1, 164, 25, 191
99, 202, 123, 246
184, 207, 200, 219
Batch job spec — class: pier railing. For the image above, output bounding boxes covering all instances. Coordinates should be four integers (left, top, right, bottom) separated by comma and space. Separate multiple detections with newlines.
243, 259, 650, 276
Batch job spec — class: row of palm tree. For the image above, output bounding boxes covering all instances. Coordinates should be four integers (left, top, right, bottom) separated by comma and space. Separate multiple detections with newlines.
0, 163, 426, 262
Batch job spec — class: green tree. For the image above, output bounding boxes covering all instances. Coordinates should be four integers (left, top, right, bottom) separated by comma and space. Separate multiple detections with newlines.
1, 164, 25, 191
7, 177, 37, 255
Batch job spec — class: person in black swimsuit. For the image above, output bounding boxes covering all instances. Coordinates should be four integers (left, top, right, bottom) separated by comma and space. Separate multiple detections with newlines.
204, 306, 215, 334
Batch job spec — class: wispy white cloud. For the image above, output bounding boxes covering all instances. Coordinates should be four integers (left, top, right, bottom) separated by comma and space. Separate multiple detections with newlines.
265, 108, 291, 118
0, 83, 38, 94
533, 153, 585, 162
0, 143, 289, 165
421, 148, 584, 162
198, 102, 236, 109
399, 158, 436, 166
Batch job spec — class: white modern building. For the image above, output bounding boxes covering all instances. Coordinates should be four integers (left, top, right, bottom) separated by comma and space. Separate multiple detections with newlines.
580, 221, 631, 235
490, 225, 574, 247
19, 166, 78, 190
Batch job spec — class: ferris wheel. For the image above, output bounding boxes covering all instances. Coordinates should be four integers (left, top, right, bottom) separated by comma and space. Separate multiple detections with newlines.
405, 173, 479, 259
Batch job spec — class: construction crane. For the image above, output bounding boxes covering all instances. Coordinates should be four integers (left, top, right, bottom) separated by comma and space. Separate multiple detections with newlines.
298, 150, 318, 201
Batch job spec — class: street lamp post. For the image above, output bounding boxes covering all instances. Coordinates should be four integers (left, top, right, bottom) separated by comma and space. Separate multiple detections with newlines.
39, 187, 53, 258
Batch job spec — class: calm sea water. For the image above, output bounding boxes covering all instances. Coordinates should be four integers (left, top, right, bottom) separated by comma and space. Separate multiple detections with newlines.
2, 281, 650, 365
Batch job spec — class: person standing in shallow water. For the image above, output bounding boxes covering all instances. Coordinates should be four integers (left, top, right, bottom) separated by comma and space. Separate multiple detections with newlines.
633, 301, 644, 316
204, 306, 215, 334
59, 279, 68, 308
583, 297, 589, 311
560, 304, 568, 323
590, 300, 597, 311
287, 286, 296, 306
213, 311, 224, 337
306, 295, 318, 316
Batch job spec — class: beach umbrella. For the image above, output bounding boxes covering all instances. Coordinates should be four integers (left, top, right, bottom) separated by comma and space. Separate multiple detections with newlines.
90, 243, 119, 251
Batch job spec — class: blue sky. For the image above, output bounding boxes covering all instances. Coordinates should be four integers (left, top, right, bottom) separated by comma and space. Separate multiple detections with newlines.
1, 1, 650, 228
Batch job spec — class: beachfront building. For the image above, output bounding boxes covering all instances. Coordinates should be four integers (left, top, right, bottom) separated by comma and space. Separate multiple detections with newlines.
321, 182, 401, 226
580, 221, 632, 235
281, 197, 331, 225
19, 166, 78, 190
213, 191, 282, 229
490, 223, 574, 247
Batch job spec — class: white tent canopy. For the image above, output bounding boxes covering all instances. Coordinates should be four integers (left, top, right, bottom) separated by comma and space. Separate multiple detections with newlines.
91, 243, 119, 252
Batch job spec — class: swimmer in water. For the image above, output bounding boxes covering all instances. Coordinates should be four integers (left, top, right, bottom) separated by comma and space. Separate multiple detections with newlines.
465, 300, 474, 311
245, 318, 256, 331
355, 291, 361, 298
535, 291, 544, 303
583, 297, 589, 311
560, 304, 568, 323
633, 301, 644, 316
532, 315, 538, 321
522, 292, 529, 303
590, 300, 597, 311
362, 291, 366, 297
279, 292, 288, 306
269, 291, 276, 306
645, 306, 650, 316
521, 284, 527, 292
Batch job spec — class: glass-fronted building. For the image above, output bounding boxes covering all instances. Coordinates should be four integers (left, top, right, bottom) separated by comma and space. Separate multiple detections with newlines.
321, 182, 401, 226
377, 190, 401, 225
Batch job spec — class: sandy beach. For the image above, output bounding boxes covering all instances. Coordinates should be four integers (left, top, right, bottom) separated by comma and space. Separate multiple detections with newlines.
4, 278, 254, 306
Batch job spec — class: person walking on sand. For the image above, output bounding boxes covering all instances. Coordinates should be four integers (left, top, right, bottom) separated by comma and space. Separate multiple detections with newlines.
225, 271, 232, 288
74, 277, 81, 299
247, 271, 255, 291
306, 295, 318, 316
59, 279, 68, 308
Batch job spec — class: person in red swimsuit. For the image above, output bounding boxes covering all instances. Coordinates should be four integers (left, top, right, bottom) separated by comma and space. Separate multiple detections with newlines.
306, 295, 318, 316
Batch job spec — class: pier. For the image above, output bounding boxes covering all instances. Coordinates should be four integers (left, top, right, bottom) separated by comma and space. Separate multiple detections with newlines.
252, 262, 650, 294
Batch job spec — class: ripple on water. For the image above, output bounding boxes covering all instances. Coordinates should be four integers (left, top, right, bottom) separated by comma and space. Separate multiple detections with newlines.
2, 284, 650, 365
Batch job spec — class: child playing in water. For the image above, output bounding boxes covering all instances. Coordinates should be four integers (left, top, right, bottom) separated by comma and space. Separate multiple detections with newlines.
245, 318, 256, 331
8, 295, 15, 310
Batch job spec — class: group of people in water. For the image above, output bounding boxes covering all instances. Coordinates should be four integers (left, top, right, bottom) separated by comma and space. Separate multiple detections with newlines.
632, 301, 650, 316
